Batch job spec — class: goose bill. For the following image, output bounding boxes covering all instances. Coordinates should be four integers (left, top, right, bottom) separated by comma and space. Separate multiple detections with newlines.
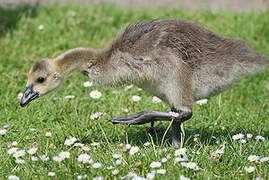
20, 85, 39, 107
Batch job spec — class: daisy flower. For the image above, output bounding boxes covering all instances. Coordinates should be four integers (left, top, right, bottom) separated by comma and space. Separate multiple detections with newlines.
31, 156, 38, 161
40, 155, 49, 161
169, 111, 179, 118
150, 161, 162, 168
248, 155, 259, 162
13, 150, 26, 158
124, 84, 133, 91
152, 96, 162, 103
112, 154, 121, 159
174, 157, 188, 164
196, 99, 208, 105
64, 95, 75, 99
129, 146, 139, 155
53, 156, 63, 163
112, 169, 119, 175
48, 172, 55, 177
90, 90, 102, 99
38, 24, 44, 30
157, 169, 166, 174
255, 135, 265, 141
91, 142, 100, 146
122, 108, 129, 112
90, 112, 103, 120
182, 162, 198, 169
45, 132, 52, 137
247, 133, 253, 139
11, 141, 18, 146
8, 148, 18, 155
59, 151, 70, 159
245, 166, 255, 173
161, 158, 168, 163
74, 143, 84, 147
77, 153, 91, 163
83, 81, 93, 87
77, 175, 87, 179
0, 129, 7, 135
131, 95, 141, 102
175, 148, 187, 156
180, 175, 191, 180
64, 137, 77, 146
144, 142, 151, 146
8, 175, 20, 180
27, 147, 38, 155
232, 133, 244, 140
125, 144, 131, 149
115, 159, 122, 165
92, 162, 102, 168
81, 146, 90, 151
260, 157, 269, 162
17, 92, 23, 100
146, 173, 155, 180
15, 159, 25, 164
92, 177, 103, 180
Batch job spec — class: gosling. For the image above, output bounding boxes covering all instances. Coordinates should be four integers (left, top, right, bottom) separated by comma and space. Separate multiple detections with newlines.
20, 19, 269, 146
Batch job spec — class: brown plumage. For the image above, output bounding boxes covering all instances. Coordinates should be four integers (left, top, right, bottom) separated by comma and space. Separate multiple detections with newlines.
21, 19, 269, 146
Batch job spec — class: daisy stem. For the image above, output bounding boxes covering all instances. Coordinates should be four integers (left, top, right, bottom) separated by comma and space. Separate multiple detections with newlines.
180, 123, 185, 148
161, 118, 174, 147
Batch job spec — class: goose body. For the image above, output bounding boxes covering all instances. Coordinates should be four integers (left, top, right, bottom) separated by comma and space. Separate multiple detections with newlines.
21, 19, 269, 146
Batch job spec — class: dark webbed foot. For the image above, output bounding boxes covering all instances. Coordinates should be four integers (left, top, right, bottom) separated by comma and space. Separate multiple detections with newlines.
108, 111, 172, 125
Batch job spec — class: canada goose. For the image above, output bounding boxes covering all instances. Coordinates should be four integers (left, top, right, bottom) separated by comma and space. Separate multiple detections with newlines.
20, 19, 269, 146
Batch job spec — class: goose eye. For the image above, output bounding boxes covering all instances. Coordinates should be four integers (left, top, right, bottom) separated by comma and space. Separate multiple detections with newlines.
37, 77, 45, 83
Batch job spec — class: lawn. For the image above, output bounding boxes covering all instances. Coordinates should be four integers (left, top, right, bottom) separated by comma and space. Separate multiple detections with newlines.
0, 3, 268, 179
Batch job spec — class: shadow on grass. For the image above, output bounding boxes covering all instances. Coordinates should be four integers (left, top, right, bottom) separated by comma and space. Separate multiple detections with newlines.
0, 4, 38, 37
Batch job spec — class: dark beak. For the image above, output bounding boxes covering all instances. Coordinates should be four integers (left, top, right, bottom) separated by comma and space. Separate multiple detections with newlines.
20, 85, 39, 107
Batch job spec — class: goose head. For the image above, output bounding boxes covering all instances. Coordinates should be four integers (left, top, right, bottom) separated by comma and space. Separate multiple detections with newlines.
20, 58, 63, 107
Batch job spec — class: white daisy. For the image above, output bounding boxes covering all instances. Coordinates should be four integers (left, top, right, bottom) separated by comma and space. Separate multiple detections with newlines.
143, 142, 151, 146
15, 159, 25, 164
27, 147, 38, 155
92, 162, 102, 168
179, 175, 191, 180
45, 132, 52, 137
64, 95, 75, 99
11, 141, 18, 146
175, 148, 187, 156
169, 111, 179, 118
112, 154, 121, 159
38, 24, 44, 30
90, 90, 102, 99
48, 172, 55, 176
146, 173, 155, 180
0, 129, 7, 135
107, 165, 113, 170
64, 137, 77, 146
83, 81, 93, 87
152, 96, 162, 103
174, 157, 188, 164
8, 148, 18, 155
245, 166, 255, 173
77, 175, 87, 179
90, 112, 103, 120
53, 156, 63, 163
92, 176, 103, 180
157, 169, 166, 174
77, 154, 91, 163
125, 144, 131, 149
248, 155, 259, 162
124, 84, 133, 91
91, 142, 100, 146
260, 157, 269, 162
196, 99, 208, 105
8, 175, 20, 180
40, 155, 49, 161
150, 161, 162, 168
59, 151, 70, 159
247, 133, 253, 138
13, 150, 26, 158
122, 108, 129, 112
232, 133, 244, 140
17, 92, 23, 100
161, 158, 168, 163
255, 135, 265, 141
131, 95, 141, 102
115, 159, 122, 165
112, 169, 119, 175
74, 143, 84, 147
182, 162, 198, 169
31, 156, 38, 161
81, 146, 90, 151
129, 146, 139, 155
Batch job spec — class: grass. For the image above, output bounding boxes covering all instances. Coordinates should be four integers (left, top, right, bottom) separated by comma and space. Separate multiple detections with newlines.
0, 3, 269, 179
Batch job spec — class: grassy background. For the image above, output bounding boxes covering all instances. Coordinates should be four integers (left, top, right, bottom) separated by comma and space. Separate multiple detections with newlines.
0, 3, 268, 179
